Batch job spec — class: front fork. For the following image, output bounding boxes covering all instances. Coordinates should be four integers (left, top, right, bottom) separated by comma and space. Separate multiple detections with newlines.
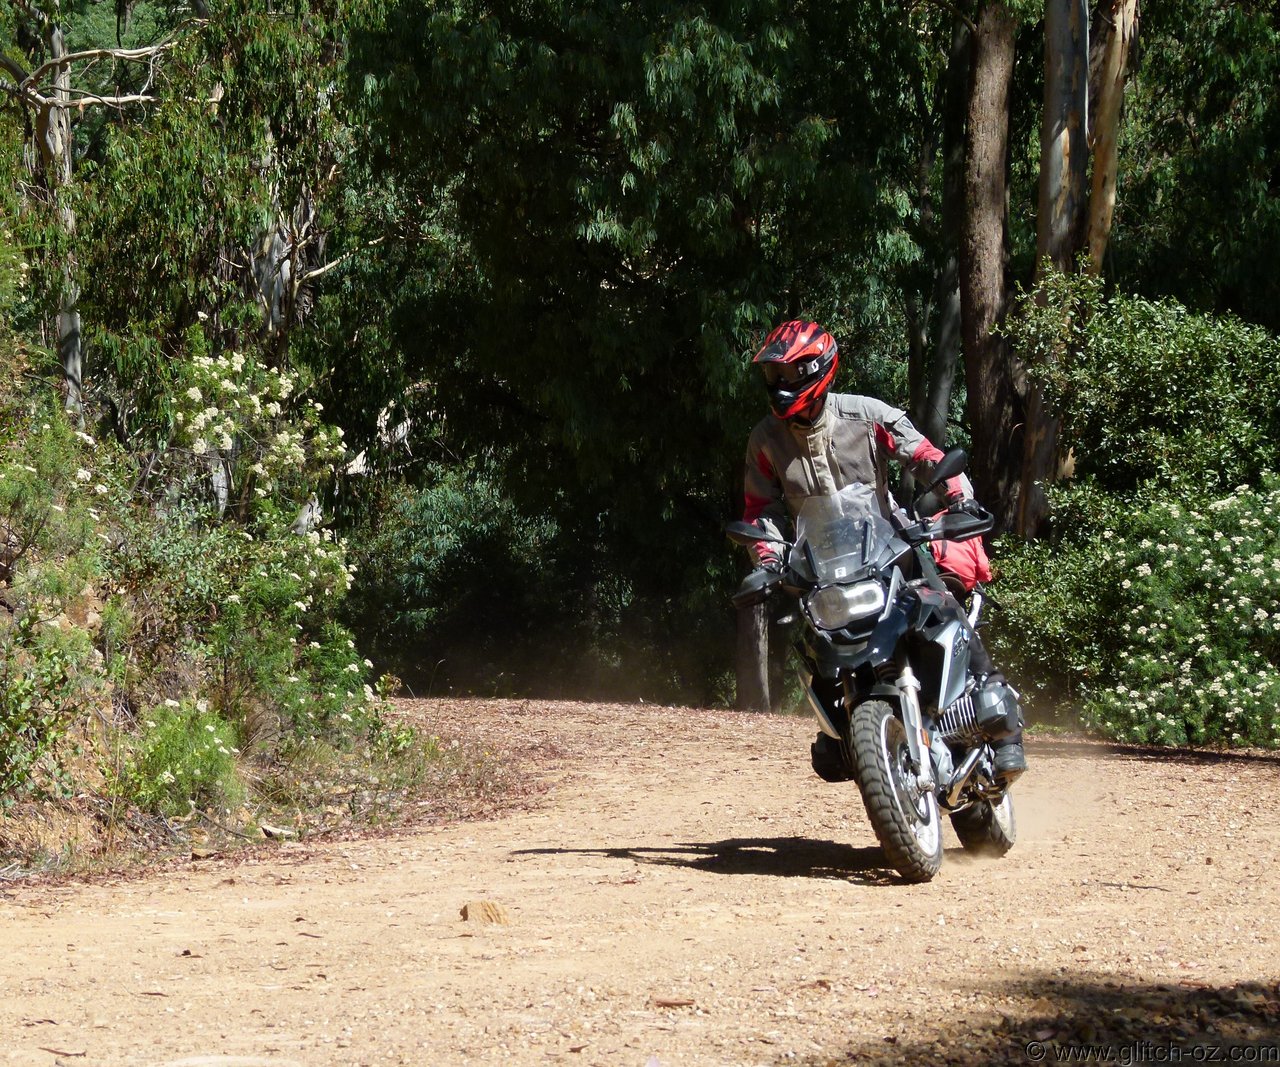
896, 663, 936, 793
801, 659, 934, 794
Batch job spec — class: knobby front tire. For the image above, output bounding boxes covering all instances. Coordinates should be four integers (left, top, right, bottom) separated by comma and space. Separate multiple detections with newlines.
849, 699, 943, 883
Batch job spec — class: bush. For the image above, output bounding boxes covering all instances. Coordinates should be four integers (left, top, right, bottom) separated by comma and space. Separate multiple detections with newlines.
0, 359, 385, 817
126, 700, 245, 817
996, 480, 1280, 747
996, 280, 1280, 747
344, 458, 740, 703
0, 395, 106, 801
1009, 274, 1280, 498
0, 637, 78, 800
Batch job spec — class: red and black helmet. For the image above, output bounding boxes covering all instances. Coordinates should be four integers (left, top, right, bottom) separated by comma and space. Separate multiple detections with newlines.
752, 320, 838, 419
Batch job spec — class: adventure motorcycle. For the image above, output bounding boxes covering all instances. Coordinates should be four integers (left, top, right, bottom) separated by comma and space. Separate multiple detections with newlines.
726, 448, 1021, 883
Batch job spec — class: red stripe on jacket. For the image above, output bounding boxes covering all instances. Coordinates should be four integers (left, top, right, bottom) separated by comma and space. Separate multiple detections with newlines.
743, 492, 772, 524
911, 440, 944, 464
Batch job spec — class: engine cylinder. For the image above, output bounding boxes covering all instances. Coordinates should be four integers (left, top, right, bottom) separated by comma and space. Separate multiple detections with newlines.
936, 693, 982, 743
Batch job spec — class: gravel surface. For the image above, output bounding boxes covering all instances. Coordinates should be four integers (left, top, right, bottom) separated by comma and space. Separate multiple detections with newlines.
2, 698, 1278, 1066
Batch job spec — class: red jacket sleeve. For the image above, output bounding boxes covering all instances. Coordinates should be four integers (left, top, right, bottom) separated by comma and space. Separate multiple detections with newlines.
742, 425, 788, 564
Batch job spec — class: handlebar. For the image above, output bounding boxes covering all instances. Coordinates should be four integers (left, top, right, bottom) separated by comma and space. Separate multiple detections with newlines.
897, 506, 995, 545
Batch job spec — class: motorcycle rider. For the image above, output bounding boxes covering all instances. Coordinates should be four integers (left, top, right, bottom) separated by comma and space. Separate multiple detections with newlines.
741, 319, 1026, 785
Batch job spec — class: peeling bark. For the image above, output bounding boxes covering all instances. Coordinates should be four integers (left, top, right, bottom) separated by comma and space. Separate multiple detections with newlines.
1086, 0, 1140, 275
1017, 0, 1092, 539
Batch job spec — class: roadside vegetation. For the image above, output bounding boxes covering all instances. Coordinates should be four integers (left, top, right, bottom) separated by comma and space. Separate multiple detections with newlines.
995, 278, 1280, 746
0, 332, 511, 873
1, 0, 1278, 869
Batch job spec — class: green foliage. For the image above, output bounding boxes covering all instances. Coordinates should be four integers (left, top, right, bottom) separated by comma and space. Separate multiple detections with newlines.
5, 0, 1278, 771
345, 0, 927, 477
56, 0, 352, 440
126, 699, 246, 817
108, 491, 374, 741
0, 638, 78, 801
1007, 275, 1280, 497
0, 0, 395, 818
1111, 0, 1280, 332
997, 283, 1280, 746
997, 481, 1280, 748
0, 394, 105, 801
344, 456, 740, 702
0, 362, 385, 808
328, 0, 952, 699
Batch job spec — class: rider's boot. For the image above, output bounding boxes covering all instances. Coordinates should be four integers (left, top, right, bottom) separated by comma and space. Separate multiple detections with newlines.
811, 732, 853, 783
973, 668, 1027, 787
808, 676, 852, 782
991, 732, 1027, 786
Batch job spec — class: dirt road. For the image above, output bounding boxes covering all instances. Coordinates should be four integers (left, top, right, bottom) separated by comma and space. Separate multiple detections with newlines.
3, 699, 1279, 1066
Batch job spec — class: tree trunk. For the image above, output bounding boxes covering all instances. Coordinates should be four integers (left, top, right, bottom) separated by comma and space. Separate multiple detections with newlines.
1017, 0, 1091, 538
906, 291, 929, 435
1034, 0, 1090, 274
1086, 0, 1139, 275
920, 16, 972, 450
960, 1, 1021, 531
735, 602, 770, 712
42, 19, 84, 425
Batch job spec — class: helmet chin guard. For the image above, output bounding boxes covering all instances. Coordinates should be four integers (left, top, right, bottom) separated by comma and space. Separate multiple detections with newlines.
753, 320, 838, 419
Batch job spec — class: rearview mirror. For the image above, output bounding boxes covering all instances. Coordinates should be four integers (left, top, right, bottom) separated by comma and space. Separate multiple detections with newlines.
917, 446, 968, 499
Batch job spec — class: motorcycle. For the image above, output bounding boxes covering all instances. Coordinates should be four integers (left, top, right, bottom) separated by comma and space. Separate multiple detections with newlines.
726, 448, 1021, 883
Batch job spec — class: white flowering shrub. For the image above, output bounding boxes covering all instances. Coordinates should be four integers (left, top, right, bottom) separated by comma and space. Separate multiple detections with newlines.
96, 493, 390, 816
126, 699, 246, 817
0, 393, 106, 801
997, 480, 1280, 747
168, 343, 345, 513
205, 536, 376, 743
0, 342, 391, 818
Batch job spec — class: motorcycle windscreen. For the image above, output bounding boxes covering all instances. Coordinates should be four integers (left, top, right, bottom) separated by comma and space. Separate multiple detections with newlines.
794, 483, 905, 583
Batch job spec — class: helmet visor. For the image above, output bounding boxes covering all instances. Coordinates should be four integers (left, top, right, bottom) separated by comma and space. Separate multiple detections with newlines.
761, 358, 824, 387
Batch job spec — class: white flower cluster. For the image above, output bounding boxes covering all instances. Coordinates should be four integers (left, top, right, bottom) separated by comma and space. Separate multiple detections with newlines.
1088, 481, 1280, 746
170, 350, 346, 499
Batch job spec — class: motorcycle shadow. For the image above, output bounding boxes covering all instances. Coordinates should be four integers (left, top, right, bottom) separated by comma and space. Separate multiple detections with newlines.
512, 837, 962, 886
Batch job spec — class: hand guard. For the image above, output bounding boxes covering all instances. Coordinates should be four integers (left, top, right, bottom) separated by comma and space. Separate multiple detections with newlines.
733, 562, 783, 608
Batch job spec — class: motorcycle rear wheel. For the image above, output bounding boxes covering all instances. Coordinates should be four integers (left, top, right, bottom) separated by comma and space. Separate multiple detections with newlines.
849, 699, 943, 883
950, 792, 1017, 856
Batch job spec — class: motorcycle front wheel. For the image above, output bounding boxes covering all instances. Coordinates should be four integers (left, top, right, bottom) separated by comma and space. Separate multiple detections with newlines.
849, 699, 943, 883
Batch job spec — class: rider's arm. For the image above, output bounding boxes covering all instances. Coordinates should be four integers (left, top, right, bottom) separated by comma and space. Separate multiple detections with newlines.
867, 399, 968, 501
742, 427, 788, 567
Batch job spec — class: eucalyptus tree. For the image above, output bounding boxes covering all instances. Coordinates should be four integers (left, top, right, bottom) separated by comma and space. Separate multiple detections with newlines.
0, 0, 193, 422
959, 0, 1022, 528
3, 0, 359, 502
1016, 0, 1139, 537
951, 0, 1141, 534
902, 13, 971, 453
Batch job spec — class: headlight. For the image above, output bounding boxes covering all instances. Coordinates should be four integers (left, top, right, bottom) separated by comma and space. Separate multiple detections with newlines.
807, 581, 886, 630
